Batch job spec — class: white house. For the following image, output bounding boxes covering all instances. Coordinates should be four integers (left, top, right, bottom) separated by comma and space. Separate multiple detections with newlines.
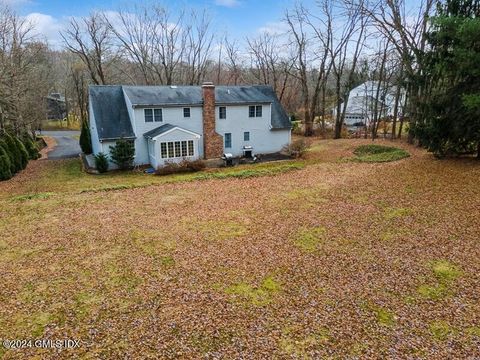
333, 81, 405, 127
88, 83, 291, 169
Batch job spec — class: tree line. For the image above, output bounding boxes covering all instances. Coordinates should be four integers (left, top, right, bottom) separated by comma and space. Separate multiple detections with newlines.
0, 0, 478, 163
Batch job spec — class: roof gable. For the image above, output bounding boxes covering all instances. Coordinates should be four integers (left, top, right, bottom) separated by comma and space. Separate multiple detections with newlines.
143, 124, 201, 139
89, 86, 135, 141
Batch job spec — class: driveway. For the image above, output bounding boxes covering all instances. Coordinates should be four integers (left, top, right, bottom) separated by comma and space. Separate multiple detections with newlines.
37, 130, 81, 159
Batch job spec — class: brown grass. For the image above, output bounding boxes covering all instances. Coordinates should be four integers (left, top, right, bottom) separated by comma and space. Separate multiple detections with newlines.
0, 138, 479, 358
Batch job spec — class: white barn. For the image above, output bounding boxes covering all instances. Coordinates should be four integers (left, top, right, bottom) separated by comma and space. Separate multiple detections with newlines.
88, 83, 291, 169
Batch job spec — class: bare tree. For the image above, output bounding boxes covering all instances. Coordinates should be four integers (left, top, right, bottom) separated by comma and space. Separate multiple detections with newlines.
362, 0, 434, 142
184, 10, 214, 85
331, 1, 367, 139
61, 13, 114, 85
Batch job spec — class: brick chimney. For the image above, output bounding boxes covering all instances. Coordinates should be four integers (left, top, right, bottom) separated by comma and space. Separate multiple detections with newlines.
202, 82, 223, 159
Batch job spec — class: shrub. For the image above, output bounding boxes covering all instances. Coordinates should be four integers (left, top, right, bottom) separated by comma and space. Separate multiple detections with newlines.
156, 159, 206, 176
14, 136, 29, 169
79, 120, 92, 154
2, 133, 22, 172
109, 138, 135, 170
0, 145, 12, 180
282, 138, 311, 158
291, 121, 302, 135
22, 134, 40, 160
94, 152, 109, 173
0, 139, 15, 174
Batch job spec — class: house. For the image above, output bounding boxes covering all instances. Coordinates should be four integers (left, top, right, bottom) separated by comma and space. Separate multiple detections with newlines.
88, 82, 291, 169
45, 93, 67, 120
333, 81, 405, 127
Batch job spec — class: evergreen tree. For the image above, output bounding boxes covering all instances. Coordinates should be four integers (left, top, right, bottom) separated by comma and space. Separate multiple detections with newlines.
14, 136, 29, 169
3, 133, 22, 172
80, 120, 93, 154
415, 0, 480, 157
94, 152, 109, 173
22, 134, 40, 160
0, 145, 12, 180
109, 139, 135, 170
0, 139, 16, 174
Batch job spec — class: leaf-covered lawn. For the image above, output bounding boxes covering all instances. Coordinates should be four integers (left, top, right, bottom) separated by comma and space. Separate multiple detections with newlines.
0, 139, 479, 358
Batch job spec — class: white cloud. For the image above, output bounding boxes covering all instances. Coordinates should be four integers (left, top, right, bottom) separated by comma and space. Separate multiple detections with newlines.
215, 0, 241, 8
23, 12, 65, 48
1, 0, 31, 6
257, 21, 288, 35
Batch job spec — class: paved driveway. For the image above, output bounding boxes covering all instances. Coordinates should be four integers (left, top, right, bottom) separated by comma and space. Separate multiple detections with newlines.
38, 131, 81, 159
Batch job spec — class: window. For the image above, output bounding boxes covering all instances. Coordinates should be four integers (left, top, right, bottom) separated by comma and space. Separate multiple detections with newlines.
219, 106, 226, 119
160, 140, 195, 159
161, 143, 167, 158
224, 133, 232, 148
183, 108, 190, 118
144, 108, 162, 122
249, 106, 255, 118
144, 108, 153, 122
188, 140, 194, 156
181, 141, 187, 156
244, 131, 250, 141
249, 105, 262, 117
154, 109, 162, 122
174, 141, 181, 157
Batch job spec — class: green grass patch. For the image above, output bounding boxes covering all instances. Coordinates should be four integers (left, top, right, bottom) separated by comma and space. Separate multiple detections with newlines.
417, 283, 450, 300
10, 192, 55, 202
466, 326, 480, 337
225, 276, 281, 306
353, 144, 410, 163
431, 260, 462, 282
429, 320, 455, 341
384, 207, 413, 220
192, 163, 304, 181
293, 226, 326, 252
417, 260, 461, 300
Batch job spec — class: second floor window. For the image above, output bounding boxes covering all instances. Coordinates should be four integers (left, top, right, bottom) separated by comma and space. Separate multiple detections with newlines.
145, 108, 162, 122
183, 108, 190, 118
249, 106, 255, 118
219, 106, 226, 119
249, 105, 262, 117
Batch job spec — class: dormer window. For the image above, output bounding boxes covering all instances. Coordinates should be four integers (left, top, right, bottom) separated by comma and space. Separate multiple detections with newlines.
144, 108, 162, 122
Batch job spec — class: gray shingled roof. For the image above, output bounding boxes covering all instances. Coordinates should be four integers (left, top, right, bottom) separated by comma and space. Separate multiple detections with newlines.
252, 85, 291, 129
142, 123, 201, 139
89, 86, 135, 141
144, 124, 176, 139
122, 85, 273, 107
90, 85, 291, 138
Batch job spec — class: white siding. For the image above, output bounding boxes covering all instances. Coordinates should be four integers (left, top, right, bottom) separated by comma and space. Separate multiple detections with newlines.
151, 128, 200, 168
131, 106, 204, 165
215, 104, 290, 156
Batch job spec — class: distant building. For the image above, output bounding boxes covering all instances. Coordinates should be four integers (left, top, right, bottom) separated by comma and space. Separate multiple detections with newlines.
333, 81, 405, 127
46, 93, 67, 120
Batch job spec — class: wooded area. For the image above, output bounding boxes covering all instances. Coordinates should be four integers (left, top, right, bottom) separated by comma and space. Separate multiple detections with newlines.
0, 0, 479, 157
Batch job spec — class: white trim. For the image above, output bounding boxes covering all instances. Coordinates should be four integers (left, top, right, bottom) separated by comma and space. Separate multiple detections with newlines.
149, 126, 201, 140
